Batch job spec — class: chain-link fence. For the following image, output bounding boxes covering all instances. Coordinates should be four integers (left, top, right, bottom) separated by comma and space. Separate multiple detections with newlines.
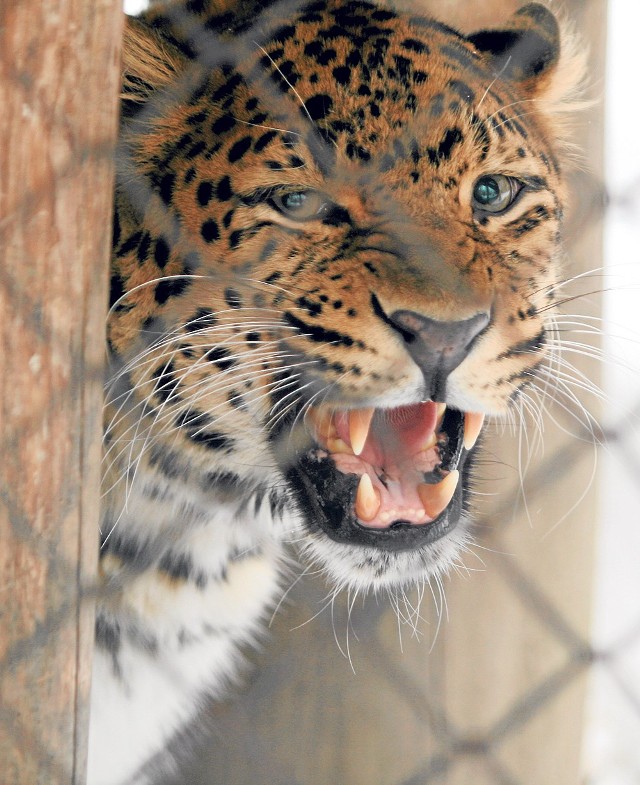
4, 0, 640, 783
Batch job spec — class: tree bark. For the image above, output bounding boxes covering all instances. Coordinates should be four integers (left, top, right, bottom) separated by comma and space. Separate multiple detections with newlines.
0, 1, 122, 783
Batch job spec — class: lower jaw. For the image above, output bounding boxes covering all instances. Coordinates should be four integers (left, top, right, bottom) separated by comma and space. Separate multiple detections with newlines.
285, 445, 472, 554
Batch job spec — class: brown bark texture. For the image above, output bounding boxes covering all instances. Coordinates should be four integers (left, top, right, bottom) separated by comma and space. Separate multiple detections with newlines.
0, 1, 122, 783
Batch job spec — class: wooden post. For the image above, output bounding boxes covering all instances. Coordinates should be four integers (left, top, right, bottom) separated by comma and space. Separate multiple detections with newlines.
0, 2, 123, 783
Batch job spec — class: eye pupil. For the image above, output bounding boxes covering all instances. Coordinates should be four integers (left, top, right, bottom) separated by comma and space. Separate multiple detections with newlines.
471, 174, 522, 214
270, 189, 330, 221
474, 177, 500, 205
282, 191, 307, 210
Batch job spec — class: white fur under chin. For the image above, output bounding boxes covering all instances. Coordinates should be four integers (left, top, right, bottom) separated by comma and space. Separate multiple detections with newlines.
299, 515, 473, 593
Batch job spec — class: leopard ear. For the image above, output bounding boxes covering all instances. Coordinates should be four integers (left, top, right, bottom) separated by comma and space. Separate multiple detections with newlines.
468, 3, 588, 143
467, 3, 562, 94
121, 17, 185, 109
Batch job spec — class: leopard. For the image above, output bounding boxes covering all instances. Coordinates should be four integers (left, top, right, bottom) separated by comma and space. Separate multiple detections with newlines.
87, 1, 585, 782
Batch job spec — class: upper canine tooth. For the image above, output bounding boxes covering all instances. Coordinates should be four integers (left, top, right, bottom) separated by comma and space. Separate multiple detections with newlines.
418, 470, 460, 519
435, 402, 447, 430
349, 407, 375, 456
355, 473, 381, 522
463, 412, 485, 451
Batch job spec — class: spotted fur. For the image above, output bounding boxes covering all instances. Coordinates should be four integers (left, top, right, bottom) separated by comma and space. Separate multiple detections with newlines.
89, 2, 584, 782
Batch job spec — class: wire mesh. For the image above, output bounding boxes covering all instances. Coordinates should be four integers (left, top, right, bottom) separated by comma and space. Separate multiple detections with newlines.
4, 0, 639, 784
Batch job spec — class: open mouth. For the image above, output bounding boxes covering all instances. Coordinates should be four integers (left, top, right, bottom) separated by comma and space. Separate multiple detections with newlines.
284, 401, 484, 552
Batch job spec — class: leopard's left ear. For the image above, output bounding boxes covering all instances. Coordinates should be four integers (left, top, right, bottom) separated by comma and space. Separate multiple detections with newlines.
468, 3, 574, 96
467, 3, 588, 142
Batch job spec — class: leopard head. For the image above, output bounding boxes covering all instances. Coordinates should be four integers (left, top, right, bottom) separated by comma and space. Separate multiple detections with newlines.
107, 0, 584, 589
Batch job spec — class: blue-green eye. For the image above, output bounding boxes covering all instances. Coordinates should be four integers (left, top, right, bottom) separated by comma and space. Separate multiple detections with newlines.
271, 190, 328, 220
472, 175, 522, 213
282, 192, 307, 210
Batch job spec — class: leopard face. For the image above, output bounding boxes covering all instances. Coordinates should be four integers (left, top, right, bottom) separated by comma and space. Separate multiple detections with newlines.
106, 0, 582, 590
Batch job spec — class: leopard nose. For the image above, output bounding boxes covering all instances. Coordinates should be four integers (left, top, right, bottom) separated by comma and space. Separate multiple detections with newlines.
389, 309, 491, 400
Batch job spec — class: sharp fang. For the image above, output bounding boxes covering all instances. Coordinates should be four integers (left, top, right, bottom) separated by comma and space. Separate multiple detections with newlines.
435, 402, 447, 429
349, 407, 375, 456
418, 470, 460, 519
463, 412, 485, 451
355, 473, 381, 522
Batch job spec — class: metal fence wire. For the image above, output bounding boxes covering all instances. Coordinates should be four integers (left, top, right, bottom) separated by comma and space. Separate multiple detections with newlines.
4, 0, 640, 783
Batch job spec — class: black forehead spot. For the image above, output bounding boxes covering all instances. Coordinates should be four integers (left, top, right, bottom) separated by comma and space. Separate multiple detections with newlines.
271, 24, 297, 42
154, 237, 170, 268
261, 48, 284, 66
333, 65, 352, 85
269, 59, 300, 92
300, 11, 323, 23
186, 111, 207, 126
158, 172, 175, 205
201, 219, 220, 243
426, 128, 464, 165
393, 54, 412, 80
303, 94, 334, 121
249, 112, 268, 125
212, 114, 237, 134
401, 37, 429, 55
318, 24, 348, 41
196, 181, 214, 206
254, 130, 278, 152
228, 136, 253, 163
346, 142, 370, 161
136, 231, 151, 264
211, 72, 243, 103
304, 41, 335, 64
185, 141, 206, 160
216, 175, 233, 201
155, 276, 191, 305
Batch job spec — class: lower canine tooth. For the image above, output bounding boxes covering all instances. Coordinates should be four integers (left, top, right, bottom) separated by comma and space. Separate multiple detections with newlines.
418, 470, 460, 519
355, 473, 381, 522
463, 412, 485, 451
